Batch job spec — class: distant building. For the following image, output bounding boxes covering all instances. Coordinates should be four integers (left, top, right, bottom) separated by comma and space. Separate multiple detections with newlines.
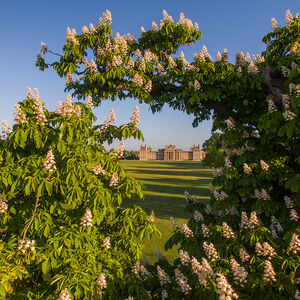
139, 144, 205, 161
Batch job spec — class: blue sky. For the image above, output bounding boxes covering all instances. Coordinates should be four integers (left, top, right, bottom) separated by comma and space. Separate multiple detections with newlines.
0, 1, 298, 150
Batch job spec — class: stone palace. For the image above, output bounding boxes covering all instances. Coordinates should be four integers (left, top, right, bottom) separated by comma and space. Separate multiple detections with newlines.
139, 144, 205, 161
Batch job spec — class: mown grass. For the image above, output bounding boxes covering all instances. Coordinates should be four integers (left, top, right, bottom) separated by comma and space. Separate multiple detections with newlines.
120, 160, 212, 263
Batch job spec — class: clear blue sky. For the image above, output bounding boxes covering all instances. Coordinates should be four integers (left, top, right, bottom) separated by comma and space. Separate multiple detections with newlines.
0, 1, 298, 150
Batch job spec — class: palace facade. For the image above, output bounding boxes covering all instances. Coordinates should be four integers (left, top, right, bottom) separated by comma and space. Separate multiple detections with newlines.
139, 145, 205, 161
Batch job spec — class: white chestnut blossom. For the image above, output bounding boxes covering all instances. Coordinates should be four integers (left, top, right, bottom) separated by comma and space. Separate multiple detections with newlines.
1, 120, 10, 139
290, 209, 299, 222
193, 210, 204, 222
112, 143, 125, 158
216, 273, 239, 299
260, 160, 269, 171
157, 266, 171, 286
221, 49, 228, 61
222, 222, 235, 239
0, 198, 8, 213
235, 52, 245, 66
270, 216, 283, 239
225, 157, 232, 168
97, 10, 112, 27
261, 189, 270, 200
31, 88, 47, 125
132, 73, 143, 87
263, 260, 276, 282
18, 239, 35, 254
179, 250, 190, 266
43, 150, 56, 172
85, 95, 94, 109
243, 163, 252, 174
14, 104, 27, 125
109, 173, 118, 187
201, 223, 211, 237
148, 210, 155, 222
283, 110, 296, 121
249, 211, 260, 227
284, 196, 294, 209
80, 209, 93, 227
180, 224, 194, 237
60, 289, 71, 300
285, 9, 293, 24
247, 61, 259, 74
130, 106, 140, 126
65, 27, 79, 45
271, 17, 278, 30
203, 242, 218, 260
289, 234, 300, 254
239, 248, 250, 262
144, 80, 152, 92
170, 217, 179, 230
174, 268, 192, 295
230, 259, 248, 285
240, 212, 251, 229
102, 237, 110, 249
101, 108, 116, 131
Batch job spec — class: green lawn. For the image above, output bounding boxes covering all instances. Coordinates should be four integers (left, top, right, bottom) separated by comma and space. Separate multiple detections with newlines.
120, 160, 212, 263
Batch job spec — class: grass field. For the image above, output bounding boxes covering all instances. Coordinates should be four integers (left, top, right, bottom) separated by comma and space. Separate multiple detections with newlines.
120, 160, 212, 263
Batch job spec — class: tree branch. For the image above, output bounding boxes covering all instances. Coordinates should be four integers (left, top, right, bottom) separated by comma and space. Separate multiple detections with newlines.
22, 193, 39, 241
261, 66, 285, 106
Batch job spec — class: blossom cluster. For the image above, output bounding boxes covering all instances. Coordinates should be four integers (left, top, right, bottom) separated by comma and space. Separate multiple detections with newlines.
216, 273, 239, 299
96, 273, 107, 290
157, 266, 171, 286
1, 120, 10, 139
132, 261, 152, 280
289, 234, 300, 254
109, 173, 118, 187
284, 196, 299, 222
88, 164, 106, 175
255, 188, 270, 200
111, 143, 125, 158
230, 259, 248, 285
18, 239, 35, 253
240, 211, 260, 229
60, 289, 71, 300
43, 150, 57, 172
180, 224, 194, 237
239, 248, 250, 262
14, 103, 27, 125
255, 242, 277, 258
80, 209, 93, 227
56, 95, 81, 118
96, 10, 112, 27
65, 27, 79, 45
130, 106, 140, 126
85, 95, 94, 109
203, 242, 218, 260
101, 108, 116, 131
0, 198, 8, 213
193, 210, 204, 222
28, 88, 47, 125
222, 222, 235, 238
263, 260, 277, 282
148, 210, 155, 222
270, 216, 283, 239
174, 268, 192, 295
179, 249, 190, 266
102, 237, 110, 249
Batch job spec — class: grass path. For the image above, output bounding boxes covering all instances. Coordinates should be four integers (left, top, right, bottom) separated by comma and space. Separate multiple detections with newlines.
120, 160, 212, 263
